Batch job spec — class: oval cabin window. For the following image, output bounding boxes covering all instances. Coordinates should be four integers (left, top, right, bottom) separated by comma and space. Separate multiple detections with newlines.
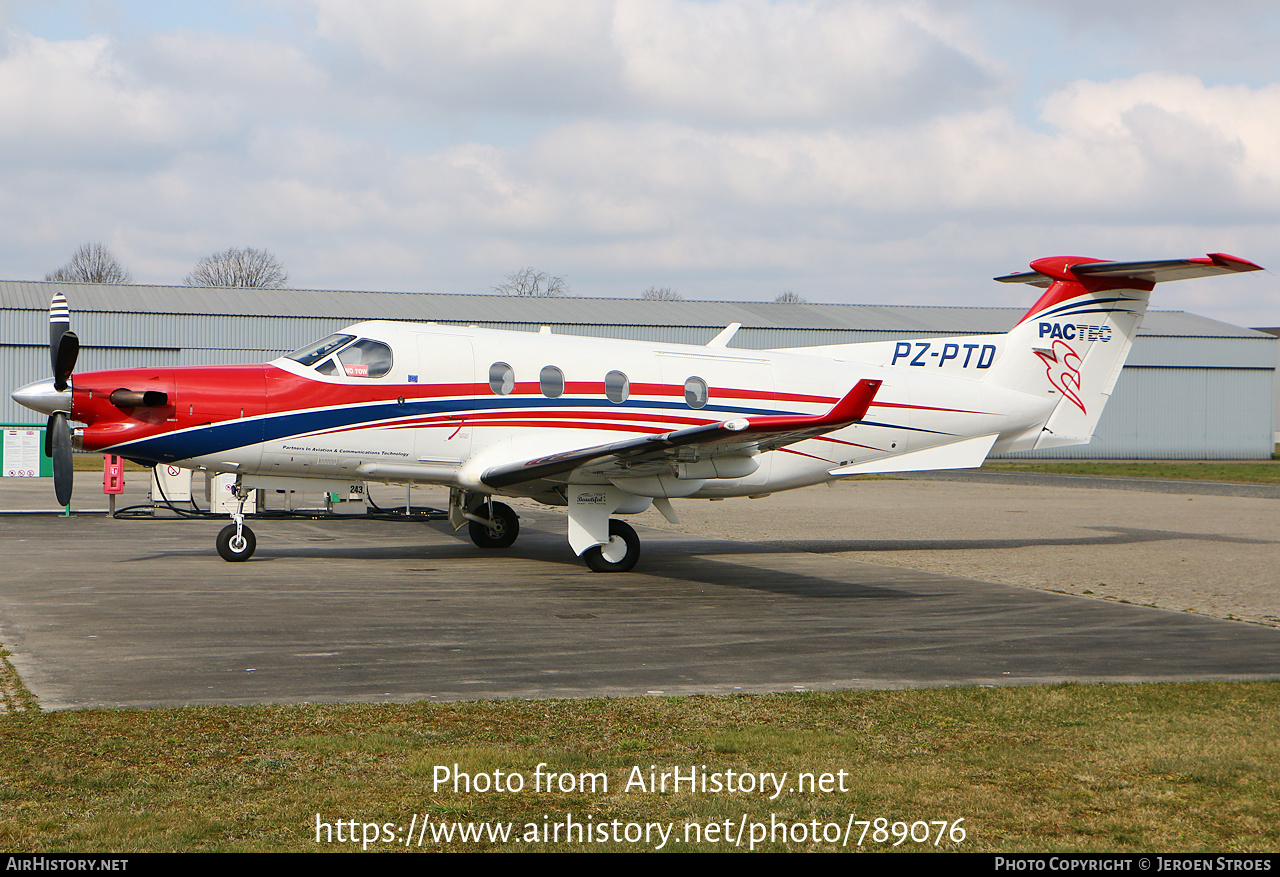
684, 376, 709, 409
540, 365, 564, 398
489, 362, 515, 395
604, 370, 629, 403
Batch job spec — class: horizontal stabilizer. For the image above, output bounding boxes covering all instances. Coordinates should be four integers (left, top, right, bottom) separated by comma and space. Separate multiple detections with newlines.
996, 253, 1263, 288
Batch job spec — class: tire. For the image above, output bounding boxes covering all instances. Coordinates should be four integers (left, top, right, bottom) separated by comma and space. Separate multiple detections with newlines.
582, 519, 640, 573
216, 524, 256, 562
468, 501, 520, 549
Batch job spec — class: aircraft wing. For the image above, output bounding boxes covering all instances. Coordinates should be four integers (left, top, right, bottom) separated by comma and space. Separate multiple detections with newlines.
480, 379, 882, 489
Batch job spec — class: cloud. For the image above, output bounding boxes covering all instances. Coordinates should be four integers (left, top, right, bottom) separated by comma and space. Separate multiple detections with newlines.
0, 32, 215, 167
0, 3, 1276, 324
309, 0, 1005, 123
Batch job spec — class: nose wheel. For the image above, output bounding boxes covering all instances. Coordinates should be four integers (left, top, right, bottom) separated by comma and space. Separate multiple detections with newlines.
216, 523, 257, 562
582, 520, 640, 573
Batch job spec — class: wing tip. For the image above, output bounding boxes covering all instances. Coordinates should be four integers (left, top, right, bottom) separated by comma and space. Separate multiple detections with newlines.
1203, 252, 1264, 273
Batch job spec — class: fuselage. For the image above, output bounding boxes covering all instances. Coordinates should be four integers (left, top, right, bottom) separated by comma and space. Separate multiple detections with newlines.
58, 320, 1050, 500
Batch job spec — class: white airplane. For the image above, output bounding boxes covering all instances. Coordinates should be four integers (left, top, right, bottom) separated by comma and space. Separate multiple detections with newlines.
11, 253, 1262, 571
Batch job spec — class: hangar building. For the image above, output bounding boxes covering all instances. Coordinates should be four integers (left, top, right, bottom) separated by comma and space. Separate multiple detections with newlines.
1, 280, 1274, 459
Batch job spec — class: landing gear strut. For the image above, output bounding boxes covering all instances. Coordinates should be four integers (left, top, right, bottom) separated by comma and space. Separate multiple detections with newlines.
216, 482, 256, 562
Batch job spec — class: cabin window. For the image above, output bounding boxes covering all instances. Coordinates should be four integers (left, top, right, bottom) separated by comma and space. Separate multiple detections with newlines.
684, 376, 708, 409
540, 365, 564, 398
336, 338, 393, 378
489, 362, 515, 395
605, 370, 629, 404
286, 333, 355, 366
314, 358, 339, 376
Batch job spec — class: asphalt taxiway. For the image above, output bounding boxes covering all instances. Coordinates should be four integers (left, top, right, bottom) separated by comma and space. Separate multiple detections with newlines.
2, 472, 1278, 709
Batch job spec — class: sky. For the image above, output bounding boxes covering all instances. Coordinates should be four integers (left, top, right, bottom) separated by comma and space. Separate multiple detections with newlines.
1, 0, 1278, 326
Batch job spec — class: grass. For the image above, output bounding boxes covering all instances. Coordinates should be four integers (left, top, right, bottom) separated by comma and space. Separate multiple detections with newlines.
983, 460, 1280, 484
71, 455, 148, 472
1, 683, 1277, 852
0, 648, 38, 714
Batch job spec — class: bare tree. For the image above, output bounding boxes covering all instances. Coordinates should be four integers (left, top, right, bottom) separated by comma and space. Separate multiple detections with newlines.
185, 247, 288, 288
640, 286, 683, 301
494, 267, 569, 297
45, 243, 133, 284
774, 290, 806, 304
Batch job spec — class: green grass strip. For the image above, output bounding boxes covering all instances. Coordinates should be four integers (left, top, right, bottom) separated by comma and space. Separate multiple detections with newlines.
1, 683, 1277, 852
985, 460, 1280, 484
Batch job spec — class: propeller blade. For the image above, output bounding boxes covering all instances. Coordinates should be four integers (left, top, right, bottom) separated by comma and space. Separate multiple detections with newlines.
49, 292, 70, 372
53, 331, 79, 393
49, 293, 77, 392
48, 411, 73, 507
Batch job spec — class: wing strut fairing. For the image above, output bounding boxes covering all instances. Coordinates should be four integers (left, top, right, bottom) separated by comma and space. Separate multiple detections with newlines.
480, 378, 882, 490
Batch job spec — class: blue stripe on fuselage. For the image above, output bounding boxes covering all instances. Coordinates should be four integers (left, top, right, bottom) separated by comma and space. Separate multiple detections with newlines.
106, 395, 804, 462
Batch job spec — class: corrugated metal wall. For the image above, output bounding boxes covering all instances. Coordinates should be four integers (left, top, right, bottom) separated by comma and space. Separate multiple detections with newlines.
999, 367, 1274, 459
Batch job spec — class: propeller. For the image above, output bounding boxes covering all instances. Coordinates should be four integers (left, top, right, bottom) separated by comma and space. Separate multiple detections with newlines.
46, 292, 77, 506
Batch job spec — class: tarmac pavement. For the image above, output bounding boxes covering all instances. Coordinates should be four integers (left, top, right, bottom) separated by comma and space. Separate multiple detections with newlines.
1, 469, 1278, 709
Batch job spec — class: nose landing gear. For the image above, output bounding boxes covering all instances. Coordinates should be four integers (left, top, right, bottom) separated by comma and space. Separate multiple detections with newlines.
216, 482, 256, 562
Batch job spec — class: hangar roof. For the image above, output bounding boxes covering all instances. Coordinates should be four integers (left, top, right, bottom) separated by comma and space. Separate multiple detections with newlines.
0, 279, 1266, 338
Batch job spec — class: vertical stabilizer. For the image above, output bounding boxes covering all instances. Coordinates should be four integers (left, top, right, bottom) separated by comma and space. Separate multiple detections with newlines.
988, 253, 1262, 450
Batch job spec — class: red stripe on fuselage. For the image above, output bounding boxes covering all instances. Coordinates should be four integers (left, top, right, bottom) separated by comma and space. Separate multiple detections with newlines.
297, 408, 720, 440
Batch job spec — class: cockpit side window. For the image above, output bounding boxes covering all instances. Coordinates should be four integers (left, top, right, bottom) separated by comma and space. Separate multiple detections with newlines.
336, 339, 394, 378
286, 333, 356, 366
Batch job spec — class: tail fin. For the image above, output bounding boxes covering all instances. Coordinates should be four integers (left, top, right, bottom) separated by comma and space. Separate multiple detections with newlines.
988, 253, 1262, 450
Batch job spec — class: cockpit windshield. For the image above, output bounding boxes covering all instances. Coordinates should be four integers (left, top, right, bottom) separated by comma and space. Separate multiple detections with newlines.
286, 334, 356, 366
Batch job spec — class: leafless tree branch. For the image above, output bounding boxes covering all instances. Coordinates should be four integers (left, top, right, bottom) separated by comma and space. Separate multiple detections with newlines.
45, 243, 133, 284
494, 267, 569, 297
184, 247, 288, 289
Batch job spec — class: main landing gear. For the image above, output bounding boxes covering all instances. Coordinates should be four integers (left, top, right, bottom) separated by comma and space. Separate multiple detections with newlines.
454, 487, 643, 573
582, 519, 640, 573
467, 500, 520, 549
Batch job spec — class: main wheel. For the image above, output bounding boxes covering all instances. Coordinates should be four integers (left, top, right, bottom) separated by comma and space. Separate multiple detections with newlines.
468, 501, 520, 549
582, 519, 640, 573
216, 524, 256, 562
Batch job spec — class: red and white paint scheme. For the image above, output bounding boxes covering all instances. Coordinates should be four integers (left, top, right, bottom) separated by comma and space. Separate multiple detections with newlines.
11, 253, 1262, 570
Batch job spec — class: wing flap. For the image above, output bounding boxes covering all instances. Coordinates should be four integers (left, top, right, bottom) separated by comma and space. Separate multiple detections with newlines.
481, 379, 882, 489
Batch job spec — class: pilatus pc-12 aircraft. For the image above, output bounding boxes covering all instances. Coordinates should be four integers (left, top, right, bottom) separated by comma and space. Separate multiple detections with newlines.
11, 253, 1262, 571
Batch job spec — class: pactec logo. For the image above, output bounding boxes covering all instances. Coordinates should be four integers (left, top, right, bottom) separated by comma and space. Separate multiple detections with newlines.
1035, 340, 1086, 414
1038, 322, 1112, 342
